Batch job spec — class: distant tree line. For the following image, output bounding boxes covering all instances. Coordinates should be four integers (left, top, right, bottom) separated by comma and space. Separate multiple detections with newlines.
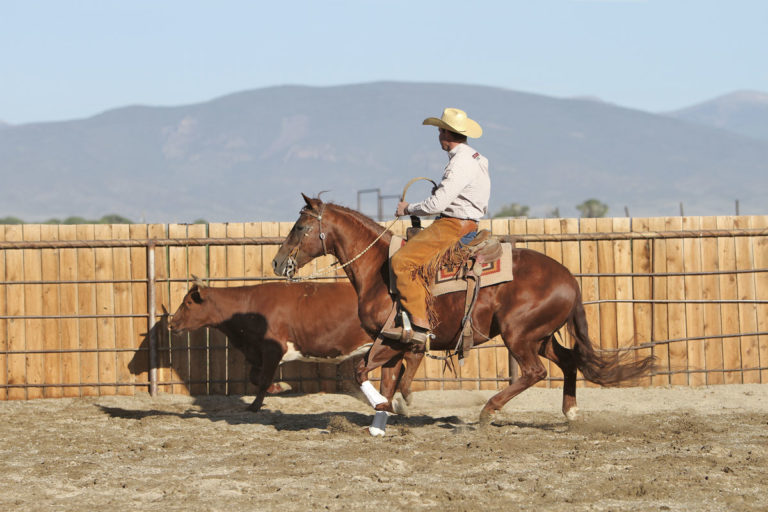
0, 215, 210, 225
493, 199, 609, 219
0, 214, 134, 225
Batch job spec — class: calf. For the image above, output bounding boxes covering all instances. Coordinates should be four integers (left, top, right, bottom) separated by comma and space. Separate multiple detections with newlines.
169, 279, 420, 412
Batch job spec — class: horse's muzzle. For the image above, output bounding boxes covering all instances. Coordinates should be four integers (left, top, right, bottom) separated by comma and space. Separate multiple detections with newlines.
272, 255, 297, 279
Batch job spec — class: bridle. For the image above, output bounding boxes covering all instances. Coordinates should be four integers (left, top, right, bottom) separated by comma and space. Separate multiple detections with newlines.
281, 178, 436, 281
282, 202, 398, 281
287, 203, 328, 260
284, 203, 325, 278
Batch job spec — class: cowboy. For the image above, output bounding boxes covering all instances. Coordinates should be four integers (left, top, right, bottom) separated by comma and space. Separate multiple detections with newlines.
393, 107, 490, 337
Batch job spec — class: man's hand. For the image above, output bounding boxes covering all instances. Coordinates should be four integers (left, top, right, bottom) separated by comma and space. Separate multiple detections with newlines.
395, 201, 410, 217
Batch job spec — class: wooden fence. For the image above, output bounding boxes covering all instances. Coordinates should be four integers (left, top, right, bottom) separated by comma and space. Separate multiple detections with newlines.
1, 216, 767, 401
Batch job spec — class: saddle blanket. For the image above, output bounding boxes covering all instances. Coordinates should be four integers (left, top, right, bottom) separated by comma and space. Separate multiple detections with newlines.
389, 236, 514, 297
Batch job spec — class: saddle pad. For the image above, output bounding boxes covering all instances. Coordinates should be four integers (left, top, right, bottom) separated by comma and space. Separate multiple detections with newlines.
389, 236, 514, 297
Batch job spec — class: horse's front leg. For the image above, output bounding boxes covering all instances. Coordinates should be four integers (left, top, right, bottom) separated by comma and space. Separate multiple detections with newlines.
355, 343, 404, 436
378, 358, 404, 413
355, 343, 404, 407
398, 350, 425, 406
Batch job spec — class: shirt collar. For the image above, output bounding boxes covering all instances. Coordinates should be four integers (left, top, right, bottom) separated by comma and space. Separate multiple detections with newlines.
447, 142, 468, 159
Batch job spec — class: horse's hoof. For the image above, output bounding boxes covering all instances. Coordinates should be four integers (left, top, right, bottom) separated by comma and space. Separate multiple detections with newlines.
478, 409, 494, 428
368, 426, 386, 437
564, 406, 580, 421
267, 382, 291, 394
368, 410, 388, 437
392, 396, 409, 416
402, 392, 414, 407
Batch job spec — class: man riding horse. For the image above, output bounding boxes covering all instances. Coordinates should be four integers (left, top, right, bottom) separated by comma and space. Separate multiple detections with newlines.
393, 107, 490, 341
273, 107, 654, 434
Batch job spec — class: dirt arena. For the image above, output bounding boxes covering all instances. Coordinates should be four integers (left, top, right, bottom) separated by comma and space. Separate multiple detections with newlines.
1, 384, 766, 511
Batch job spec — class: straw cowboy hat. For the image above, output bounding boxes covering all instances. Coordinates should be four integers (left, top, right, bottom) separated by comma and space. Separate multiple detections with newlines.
422, 107, 483, 138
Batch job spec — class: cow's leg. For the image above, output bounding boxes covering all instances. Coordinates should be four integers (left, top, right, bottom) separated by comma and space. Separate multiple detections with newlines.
248, 341, 284, 412
246, 345, 277, 404
247, 348, 263, 387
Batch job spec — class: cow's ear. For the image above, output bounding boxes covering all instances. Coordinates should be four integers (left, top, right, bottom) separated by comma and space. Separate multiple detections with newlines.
191, 289, 203, 304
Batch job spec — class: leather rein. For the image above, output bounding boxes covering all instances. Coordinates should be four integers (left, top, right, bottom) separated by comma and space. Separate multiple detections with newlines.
285, 202, 398, 282
284, 178, 437, 281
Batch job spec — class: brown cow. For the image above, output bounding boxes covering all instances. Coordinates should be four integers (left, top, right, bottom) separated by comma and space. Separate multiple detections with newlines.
169, 280, 421, 413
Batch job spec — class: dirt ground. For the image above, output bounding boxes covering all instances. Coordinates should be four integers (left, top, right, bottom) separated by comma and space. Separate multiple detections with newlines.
1, 384, 767, 512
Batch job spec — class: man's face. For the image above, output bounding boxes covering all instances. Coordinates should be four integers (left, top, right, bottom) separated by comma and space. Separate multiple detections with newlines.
438, 128, 453, 151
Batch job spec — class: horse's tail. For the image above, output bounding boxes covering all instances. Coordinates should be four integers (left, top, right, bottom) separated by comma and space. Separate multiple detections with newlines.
567, 295, 655, 386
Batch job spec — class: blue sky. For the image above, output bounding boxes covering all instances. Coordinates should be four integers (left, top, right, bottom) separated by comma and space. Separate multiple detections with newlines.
1, 0, 766, 124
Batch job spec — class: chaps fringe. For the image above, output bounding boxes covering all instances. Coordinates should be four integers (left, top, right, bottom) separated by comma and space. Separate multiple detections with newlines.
412, 242, 472, 328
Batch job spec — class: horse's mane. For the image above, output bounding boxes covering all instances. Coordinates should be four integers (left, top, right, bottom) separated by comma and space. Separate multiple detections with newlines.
324, 202, 391, 239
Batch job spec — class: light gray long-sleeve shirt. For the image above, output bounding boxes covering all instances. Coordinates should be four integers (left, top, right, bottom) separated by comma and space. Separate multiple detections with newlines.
406, 143, 490, 221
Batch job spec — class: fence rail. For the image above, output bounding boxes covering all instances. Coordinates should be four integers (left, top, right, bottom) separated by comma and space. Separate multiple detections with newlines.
1, 215, 767, 400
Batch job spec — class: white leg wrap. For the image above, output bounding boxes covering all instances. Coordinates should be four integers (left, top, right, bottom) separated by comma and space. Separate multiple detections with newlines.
368, 411, 389, 437
360, 380, 387, 408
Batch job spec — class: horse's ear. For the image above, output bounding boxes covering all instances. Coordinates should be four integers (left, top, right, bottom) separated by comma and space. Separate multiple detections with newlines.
301, 193, 313, 208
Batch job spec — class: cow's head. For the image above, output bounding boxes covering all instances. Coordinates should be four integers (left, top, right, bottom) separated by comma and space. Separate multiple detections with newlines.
169, 277, 217, 333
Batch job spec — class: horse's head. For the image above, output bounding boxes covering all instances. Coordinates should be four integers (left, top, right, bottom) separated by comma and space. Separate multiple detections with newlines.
272, 194, 328, 278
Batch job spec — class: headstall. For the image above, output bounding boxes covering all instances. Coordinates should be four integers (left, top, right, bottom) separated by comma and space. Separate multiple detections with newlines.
283, 203, 398, 281
286, 203, 328, 277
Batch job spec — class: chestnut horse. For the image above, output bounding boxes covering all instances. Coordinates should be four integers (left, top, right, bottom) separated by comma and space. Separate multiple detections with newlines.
273, 195, 655, 425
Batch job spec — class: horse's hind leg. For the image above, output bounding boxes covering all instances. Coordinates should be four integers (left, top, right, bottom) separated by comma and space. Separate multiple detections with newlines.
480, 335, 547, 425
539, 333, 579, 420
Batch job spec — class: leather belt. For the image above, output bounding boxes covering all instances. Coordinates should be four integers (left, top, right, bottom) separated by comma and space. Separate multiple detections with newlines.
437, 214, 479, 223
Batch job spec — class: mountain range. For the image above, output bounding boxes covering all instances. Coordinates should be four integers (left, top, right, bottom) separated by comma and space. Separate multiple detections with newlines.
667, 90, 768, 141
1, 82, 766, 223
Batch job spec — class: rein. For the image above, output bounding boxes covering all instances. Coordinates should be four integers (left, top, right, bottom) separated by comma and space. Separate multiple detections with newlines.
286, 208, 400, 282
285, 177, 436, 282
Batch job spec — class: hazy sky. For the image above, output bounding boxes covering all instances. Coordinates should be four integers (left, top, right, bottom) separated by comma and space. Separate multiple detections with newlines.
2, 0, 766, 124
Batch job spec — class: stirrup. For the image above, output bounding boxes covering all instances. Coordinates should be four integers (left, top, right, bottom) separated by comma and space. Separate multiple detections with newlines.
380, 311, 434, 344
